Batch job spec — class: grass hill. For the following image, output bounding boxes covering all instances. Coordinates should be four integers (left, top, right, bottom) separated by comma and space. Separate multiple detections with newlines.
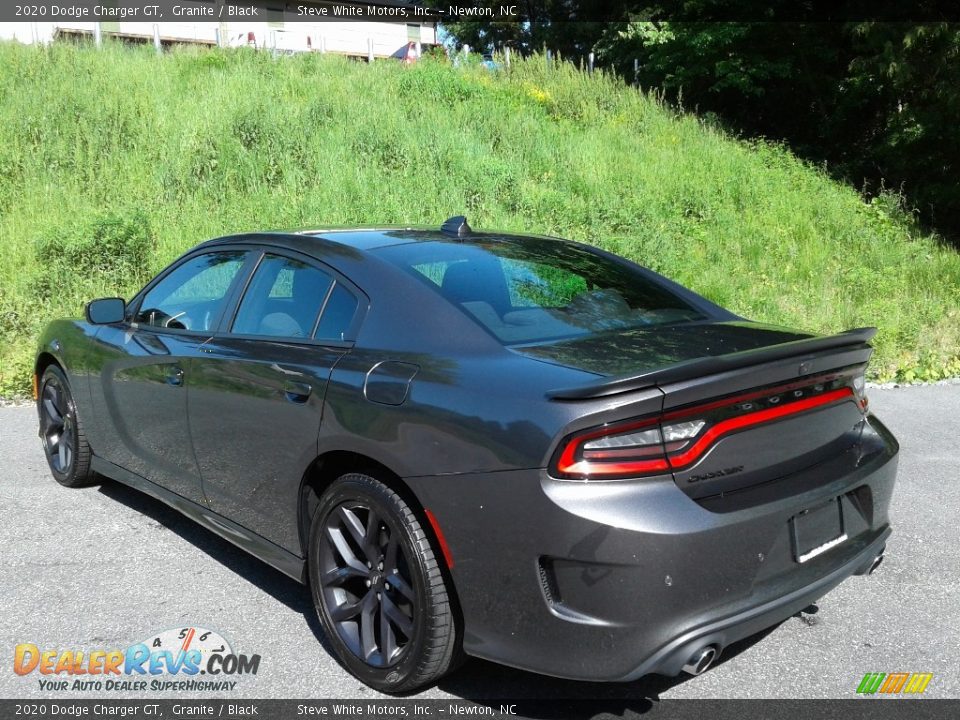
1, 41, 958, 396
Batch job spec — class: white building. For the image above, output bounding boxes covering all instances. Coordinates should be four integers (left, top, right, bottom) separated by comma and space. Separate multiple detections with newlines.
0, 1, 437, 60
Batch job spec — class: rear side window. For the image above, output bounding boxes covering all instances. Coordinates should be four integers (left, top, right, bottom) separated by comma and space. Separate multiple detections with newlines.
315, 283, 359, 342
232, 255, 333, 338
379, 239, 705, 345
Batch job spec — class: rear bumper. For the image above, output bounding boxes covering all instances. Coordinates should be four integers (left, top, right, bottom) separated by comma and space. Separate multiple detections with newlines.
406, 413, 898, 682
617, 527, 888, 680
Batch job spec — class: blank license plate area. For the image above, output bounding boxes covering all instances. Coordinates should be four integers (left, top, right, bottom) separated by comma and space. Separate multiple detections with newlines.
791, 498, 846, 563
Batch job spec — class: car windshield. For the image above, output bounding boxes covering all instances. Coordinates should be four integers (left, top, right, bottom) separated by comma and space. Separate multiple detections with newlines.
376, 237, 706, 345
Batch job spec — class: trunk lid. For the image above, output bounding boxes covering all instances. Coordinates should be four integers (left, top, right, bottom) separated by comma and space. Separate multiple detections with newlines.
515, 321, 816, 381
533, 321, 873, 500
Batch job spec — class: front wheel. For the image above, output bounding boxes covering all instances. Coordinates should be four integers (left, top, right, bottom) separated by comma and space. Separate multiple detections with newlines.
38, 365, 97, 488
308, 473, 460, 692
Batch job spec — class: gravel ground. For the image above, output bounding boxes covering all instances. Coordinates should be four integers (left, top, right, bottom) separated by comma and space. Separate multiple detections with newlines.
0, 385, 956, 701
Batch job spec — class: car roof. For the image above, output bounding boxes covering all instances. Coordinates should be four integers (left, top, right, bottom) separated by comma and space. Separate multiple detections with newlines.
182, 220, 733, 357
196, 225, 564, 256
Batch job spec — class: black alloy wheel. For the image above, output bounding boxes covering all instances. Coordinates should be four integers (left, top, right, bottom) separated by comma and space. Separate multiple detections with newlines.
38, 365, 96, 487
309, 473, 460, 692
321, 499, 416, 667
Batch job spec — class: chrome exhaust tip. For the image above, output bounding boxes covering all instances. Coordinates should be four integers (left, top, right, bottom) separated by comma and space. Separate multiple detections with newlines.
868, 553, 884, 575
682, 646, 718, 676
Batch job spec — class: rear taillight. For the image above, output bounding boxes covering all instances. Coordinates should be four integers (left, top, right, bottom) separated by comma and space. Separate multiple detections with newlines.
551, 369, 864, 481
852, 370, 868, 411
556, 417, 671, 477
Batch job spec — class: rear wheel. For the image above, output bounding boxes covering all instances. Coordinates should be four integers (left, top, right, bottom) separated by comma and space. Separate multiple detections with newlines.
308, 473, 459, 692
38, 365, 97, 488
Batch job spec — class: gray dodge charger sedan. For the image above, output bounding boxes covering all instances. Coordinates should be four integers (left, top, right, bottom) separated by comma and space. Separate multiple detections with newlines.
35, 216, 898, 692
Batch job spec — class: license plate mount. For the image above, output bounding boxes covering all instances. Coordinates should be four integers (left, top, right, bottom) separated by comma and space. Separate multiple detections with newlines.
790, 497, 846, 563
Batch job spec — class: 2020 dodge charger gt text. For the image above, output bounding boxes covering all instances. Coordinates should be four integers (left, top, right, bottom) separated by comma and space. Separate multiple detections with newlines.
35, 217, 898, 692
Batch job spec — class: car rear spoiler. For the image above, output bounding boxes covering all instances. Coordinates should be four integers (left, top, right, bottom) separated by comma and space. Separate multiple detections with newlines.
547, 327, 877, 400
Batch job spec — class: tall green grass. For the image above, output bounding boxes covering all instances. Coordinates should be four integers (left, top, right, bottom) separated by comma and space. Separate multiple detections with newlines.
1, 41, 958, 395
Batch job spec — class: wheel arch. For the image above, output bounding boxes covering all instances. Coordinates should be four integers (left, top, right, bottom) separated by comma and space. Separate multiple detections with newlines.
297, 450, 463, 626
35, 351, 63, 380
299, 451, 423, 557
35, 351, 69, 403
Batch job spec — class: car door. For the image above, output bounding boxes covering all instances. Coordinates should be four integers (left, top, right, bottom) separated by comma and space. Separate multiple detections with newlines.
90, 249, 253, 503
187, 250, 362, 552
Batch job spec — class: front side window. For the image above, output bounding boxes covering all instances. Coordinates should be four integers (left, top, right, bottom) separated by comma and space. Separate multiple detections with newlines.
135, 251, 247, 332
232, 255, 333, 338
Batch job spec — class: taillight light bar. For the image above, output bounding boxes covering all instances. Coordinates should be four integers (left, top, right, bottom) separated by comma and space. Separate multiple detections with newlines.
665, 387, 851, 468
555, 417, 671, 477
551, 369, 865, 481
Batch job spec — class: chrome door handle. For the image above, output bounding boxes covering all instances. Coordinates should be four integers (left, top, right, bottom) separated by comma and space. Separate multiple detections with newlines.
284, 381, 312, 403
166, 366, 184, 386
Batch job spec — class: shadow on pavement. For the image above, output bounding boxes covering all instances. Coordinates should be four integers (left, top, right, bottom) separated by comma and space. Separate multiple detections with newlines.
96, 480, 335, 658
96, 479, 779, 704
435, 624, 778, 706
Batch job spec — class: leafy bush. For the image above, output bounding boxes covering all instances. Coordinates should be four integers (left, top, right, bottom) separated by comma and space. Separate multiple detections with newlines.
36, 212, 153, 279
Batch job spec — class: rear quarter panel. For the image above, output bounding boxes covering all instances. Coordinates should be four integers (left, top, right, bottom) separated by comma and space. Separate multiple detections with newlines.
320, 348, 667, 478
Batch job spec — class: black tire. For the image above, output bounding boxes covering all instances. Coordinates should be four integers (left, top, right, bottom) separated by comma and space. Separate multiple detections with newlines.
308, 473, 459, 693
38, 365, 97, 488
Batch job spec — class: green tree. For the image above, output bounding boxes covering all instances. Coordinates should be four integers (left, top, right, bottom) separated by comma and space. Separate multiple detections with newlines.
597, 16, 960, 240
845, 23, 960, 230
433, 1, 628, 57
439, 2, 960, 238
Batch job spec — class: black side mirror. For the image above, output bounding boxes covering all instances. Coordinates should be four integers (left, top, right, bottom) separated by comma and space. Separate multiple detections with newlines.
85, 297, 126, 325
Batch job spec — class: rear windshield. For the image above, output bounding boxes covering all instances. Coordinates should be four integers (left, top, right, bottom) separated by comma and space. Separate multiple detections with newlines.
376, 238, 705, 345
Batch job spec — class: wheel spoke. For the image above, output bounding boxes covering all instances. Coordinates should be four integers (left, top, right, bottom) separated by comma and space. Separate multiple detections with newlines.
325, 526, 368, 574
320, 565, 366, 588
338, 507, 370, 555
383, 534, 399, 573
379, 601, 397, 662
359, 592, 378, 661
329, 593, 365, 622
49, 385, 65, 417
365, 507, 381, 546
43, 398, 62, 425
58, 442, 67, 470
381, 593, 413, 638
388, 571, 415, 601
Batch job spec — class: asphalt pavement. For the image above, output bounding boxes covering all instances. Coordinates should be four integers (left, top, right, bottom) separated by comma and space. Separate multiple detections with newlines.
0, 385, 957, 701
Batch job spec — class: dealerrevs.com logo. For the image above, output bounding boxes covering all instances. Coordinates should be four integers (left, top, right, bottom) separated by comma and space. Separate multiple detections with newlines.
13, 627, 260, 692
